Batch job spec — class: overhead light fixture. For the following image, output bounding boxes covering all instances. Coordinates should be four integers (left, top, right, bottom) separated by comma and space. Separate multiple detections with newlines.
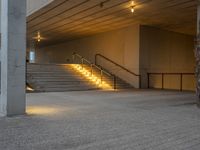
33, 31, 45, 42
36, 31, 41, 42
131, 6, 135, 13
130, 1, 135, 13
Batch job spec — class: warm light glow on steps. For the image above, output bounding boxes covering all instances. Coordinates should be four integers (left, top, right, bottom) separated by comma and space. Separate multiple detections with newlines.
27, 106, 59, 115
70, 64, 112, 89
26, 86, 34, 92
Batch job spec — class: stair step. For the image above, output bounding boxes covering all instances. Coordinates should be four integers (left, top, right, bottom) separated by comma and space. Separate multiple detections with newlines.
36, 87, 100, 92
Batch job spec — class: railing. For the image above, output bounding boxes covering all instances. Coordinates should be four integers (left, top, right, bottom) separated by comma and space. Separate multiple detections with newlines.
72, 52, 117, 89
147, 72, 195, 91
95, 54, 141, 88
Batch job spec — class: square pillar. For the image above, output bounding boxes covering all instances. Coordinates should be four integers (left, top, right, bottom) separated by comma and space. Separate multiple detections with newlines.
196, 1, 200, 106
0, 0, 26, 116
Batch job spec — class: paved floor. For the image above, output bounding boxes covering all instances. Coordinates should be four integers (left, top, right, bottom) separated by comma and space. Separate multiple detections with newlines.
0, 90, 200, 150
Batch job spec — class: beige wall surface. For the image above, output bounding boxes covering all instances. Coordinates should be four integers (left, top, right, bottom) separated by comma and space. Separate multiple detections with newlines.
35, 24, 141, 87
140, 25, 195, 90
34, 25, 195, 90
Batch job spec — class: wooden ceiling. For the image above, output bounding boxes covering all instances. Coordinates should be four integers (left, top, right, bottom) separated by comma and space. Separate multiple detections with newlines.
27, 0, 197, 46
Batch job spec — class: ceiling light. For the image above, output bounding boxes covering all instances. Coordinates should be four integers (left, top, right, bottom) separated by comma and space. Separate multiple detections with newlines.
130, 1, 135, 13
37, 32, 41, 42
131, 6, 135, 13
33, 31, 44, 42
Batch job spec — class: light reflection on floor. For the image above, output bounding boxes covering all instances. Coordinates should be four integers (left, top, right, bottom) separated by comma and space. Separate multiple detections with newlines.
26, 106, 59, 115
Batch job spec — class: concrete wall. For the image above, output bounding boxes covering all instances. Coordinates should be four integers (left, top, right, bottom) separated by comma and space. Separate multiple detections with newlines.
0, 0, 54, 33
27, 0, 54, 16
140, 25, 195, 91
35, 24, 141, 87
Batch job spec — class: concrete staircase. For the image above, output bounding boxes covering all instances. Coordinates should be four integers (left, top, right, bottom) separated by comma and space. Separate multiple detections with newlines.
27, 63, 101, 92
26, 63, 133, 92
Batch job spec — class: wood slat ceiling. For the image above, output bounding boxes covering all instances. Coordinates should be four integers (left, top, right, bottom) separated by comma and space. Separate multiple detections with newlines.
27, 0, 197, 46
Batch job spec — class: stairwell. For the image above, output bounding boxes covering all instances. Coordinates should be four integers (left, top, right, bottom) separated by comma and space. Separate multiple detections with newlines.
27, 63, 101, 92
27, 63, 133, 92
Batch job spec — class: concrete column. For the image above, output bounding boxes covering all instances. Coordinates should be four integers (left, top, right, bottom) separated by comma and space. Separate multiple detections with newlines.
196, 1, 200, 106
198, 2, 200, 35
0, 0, 26, 116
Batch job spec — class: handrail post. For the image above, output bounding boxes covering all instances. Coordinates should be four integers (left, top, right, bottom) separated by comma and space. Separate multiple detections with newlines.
162, 73, 164, 90
95, 54, 98, 65
147, 73, 150, 89
139, 75, 141, 89
180, 73, 183, 91
91, 64, 93, 76
81, 57, 84, 70
72, 53, 75, 63
25, 60, 27, 87
113, 75, 117, 90
100, 70, 103, 84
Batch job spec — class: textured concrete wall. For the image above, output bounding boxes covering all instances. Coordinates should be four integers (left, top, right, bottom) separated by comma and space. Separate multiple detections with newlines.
0, 0, 54, 17
1, 0, 26, 116
26, 0, 54, 16
35, 25, 141, 88
140, 26, 195, 91
0, 0, 53, 33
196, 3, 200, 105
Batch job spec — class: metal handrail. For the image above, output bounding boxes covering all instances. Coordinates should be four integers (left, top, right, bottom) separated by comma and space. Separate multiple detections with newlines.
95, 53, 141, 88
72, 52, 117, 89
147, 72, 195, 91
